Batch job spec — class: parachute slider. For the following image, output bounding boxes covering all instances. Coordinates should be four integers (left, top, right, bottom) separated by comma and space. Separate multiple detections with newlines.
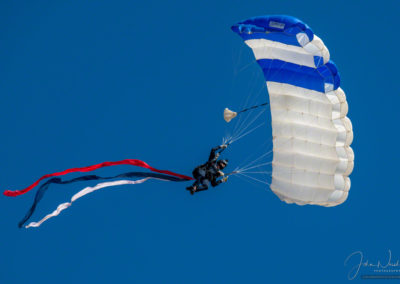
223, 102, 269, 123
224, 108, 237, 122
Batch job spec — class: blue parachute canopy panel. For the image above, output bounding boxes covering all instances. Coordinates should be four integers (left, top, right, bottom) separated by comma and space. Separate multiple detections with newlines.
232, 15, 340, 93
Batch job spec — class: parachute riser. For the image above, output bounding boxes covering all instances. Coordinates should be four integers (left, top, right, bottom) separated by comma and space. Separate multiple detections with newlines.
237, 102, 269, 114
224, 102, 269, 123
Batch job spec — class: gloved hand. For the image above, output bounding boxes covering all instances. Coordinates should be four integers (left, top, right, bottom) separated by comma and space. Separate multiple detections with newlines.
221, 144, 228, 149
222, 176, 229, 183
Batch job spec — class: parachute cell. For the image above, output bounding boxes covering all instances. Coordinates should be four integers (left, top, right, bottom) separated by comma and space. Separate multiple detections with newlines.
232, 15, 354, 206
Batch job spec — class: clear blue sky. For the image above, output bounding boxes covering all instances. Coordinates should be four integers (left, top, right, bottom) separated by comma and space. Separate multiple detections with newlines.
1, 1, 399, 283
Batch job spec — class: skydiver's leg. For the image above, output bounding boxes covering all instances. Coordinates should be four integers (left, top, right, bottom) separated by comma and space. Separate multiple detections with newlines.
186, 177, 202, 191
194, 178, 210, 192
188, 173, 204, 187
187, 168, 206, 191
193, 179, 201, 187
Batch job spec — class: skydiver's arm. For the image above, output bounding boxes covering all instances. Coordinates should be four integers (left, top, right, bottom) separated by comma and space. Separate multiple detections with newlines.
211, 171, 225, 186
212, 176, 228, 187
208, 145, 228, 162
208, 146, 220, 162
211, 180, 221, 187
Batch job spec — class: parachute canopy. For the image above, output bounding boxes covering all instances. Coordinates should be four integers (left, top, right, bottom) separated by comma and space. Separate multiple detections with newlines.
232, 15, 354, 206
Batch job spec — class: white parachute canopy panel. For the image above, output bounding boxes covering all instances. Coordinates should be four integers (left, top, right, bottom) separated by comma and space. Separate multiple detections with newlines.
232, 15, 354, 206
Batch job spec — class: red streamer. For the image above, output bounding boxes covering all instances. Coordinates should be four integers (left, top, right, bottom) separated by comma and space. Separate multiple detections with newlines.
3, 159, 193, 197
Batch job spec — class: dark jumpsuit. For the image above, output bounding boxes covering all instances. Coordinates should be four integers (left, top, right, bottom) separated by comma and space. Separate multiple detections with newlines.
190, 145, 226, 192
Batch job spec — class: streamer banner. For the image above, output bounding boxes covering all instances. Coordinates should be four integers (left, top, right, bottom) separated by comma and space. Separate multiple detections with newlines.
4, 159, 193, 197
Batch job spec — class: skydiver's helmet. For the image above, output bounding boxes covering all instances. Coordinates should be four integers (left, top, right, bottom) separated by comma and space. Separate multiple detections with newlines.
218, 159, 228, 169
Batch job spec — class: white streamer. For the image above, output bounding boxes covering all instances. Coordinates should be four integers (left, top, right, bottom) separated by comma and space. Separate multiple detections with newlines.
25, 178, 150, 228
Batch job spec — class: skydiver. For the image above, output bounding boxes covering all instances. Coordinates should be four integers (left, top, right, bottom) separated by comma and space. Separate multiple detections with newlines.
186, 144, 229, 195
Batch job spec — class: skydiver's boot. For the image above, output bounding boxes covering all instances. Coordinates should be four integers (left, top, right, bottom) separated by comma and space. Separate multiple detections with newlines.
186, 186, 197, 195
